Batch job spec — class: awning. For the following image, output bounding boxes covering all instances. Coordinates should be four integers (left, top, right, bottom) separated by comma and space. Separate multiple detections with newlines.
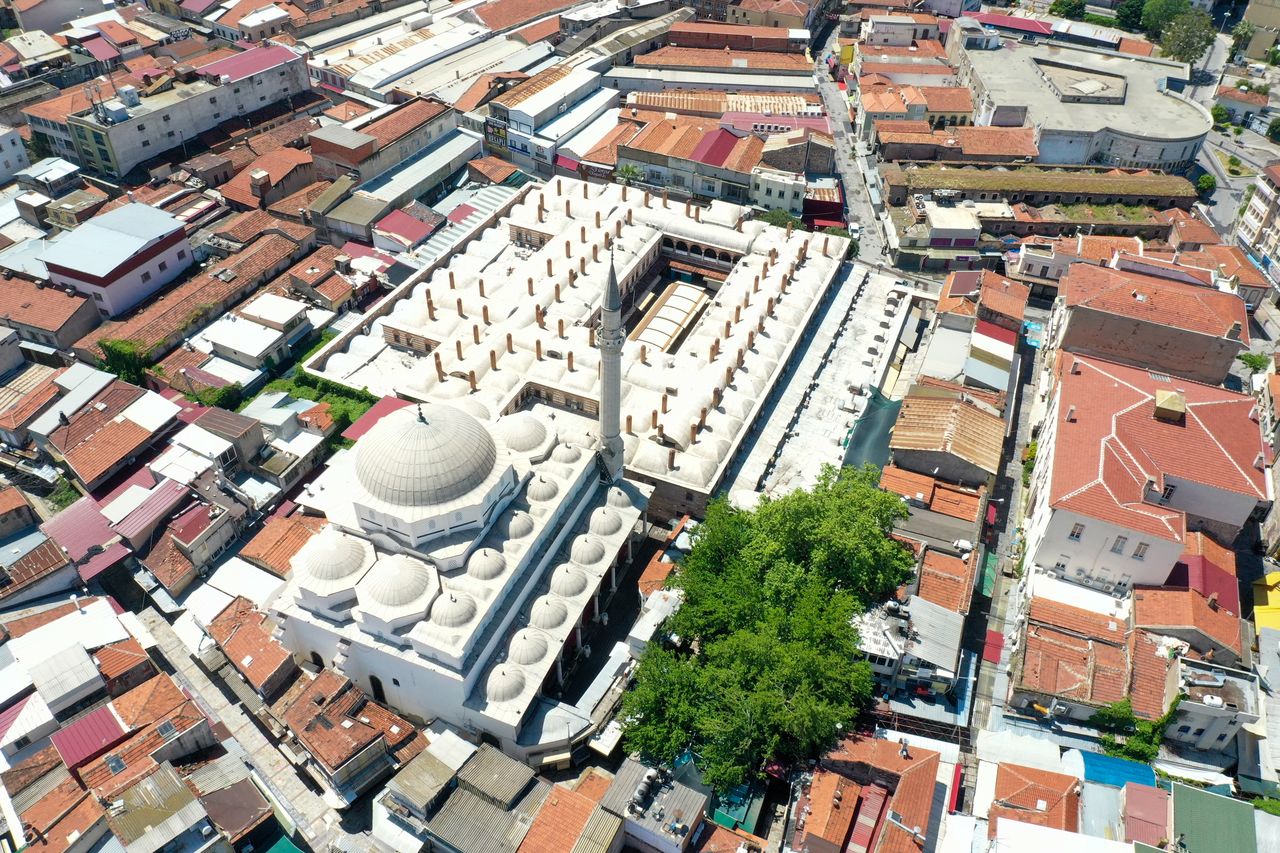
812, 218, 844, 229
982, 629, 1004, 663
986, 503, 998, 526
555, 154, 579, 171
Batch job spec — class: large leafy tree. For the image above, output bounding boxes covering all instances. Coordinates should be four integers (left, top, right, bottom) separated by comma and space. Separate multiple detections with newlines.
621, 465, 914, 791
1161, 10, 1216, 63
1141, 0, 1190, 37
1050, 0, 1086, 19
1116, 0, 1146, 31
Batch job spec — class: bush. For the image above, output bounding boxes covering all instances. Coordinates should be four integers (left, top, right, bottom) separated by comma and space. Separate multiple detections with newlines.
1197, 174, 1217, 195
1021, 440, 1037, 488
192, 383, 243, 411
1050, 0, 1086, 18
1212, 104, 1232, 126
1255, 798, 1280, 816
1229, 155, 1243, 168
99, 339, 150, 385
1095, 695, 1182, 763
48, 478, 80, 511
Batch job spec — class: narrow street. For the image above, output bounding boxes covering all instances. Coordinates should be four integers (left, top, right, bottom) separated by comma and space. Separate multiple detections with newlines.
814, 31, 886, 260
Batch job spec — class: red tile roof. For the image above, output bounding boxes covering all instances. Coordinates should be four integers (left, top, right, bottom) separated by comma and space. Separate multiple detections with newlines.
1021, 599, 1128, 708
111, 674, 187, 730
92, 636, 151, 681
1047, 354, 1266, 543
824, 737, 940, 853
141, 532, 196, 594
474, 0, 578, 30
988, 763, 1080, 838
361, 98, 449, 149
220, 148, 312, 209
1128, 630, 1175, 719
1133, 586, 1242, 658
272, 671, 384, 773
1, 539, 70, 603
208, 596, 295, 695
798, 767, 860, 849
917, 549, 977, 615
0, 277, 92, 332
635, 46, 812, 71
237, 513, 322, 577
1216, 84, 1269, 107
467, 155, 519, 185
938, 269, 1029, 322
514, 15, 560, 43
19, 776, 105, 853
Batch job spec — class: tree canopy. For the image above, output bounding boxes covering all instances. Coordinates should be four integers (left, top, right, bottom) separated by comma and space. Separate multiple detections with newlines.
760, 208, 806, 230
621, 465, 914, 791
1050, 0, 1086, 19
1115, 0, 1145, 31
1141, 0, 1190, 37
1160, 10, 1216, 63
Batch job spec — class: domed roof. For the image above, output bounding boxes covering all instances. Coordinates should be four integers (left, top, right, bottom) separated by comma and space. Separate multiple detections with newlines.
589, 507, 623, 536
430, 591, 477, 628
570, 536, 607, 566
466, 547, 506, 580
454, 397, 491, 420
299, 529, 367, 582
551, 443, 582, 463
485, 664, 526, 702
526, 475, 559, 503
364, 554, 433, 608
508, 629, 549, 665
530, 596, 568, 629
499, 511, 535, 540
550, 563, 588, 597
493, 411, 547, 453
607, 486, 633, 509
354, 405, 498, 507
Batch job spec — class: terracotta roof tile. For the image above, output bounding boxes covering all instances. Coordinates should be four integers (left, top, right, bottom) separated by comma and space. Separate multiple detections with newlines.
938, 269, 1029, 322
2, 744, 62, 798
474, 0, 577, 30
514, 15, 560, 43
220, 148, 312, 209
92, 636, 151, 682
20, 775, 104, 853
141, 532, 195, 594
1128, 629, 1175, 719
238, 513, 323, 577
797, 767, 859, 848
0, 486, 28, 516
988, 763, 1080, 838
323, 101, 372, 122
1133, 586, 1242, 657
266, 180, 332, 219
63, 418, 151, 486
272, 670, 383, 773
1216, 84, 1269, 107
824, 736, 940, 853
79, 701, 205, 798
467, 155, 519, 185
0, 278, 92, 332
1047, 354, 1265, 543
917, 549, 977, 614
209, 596, 296, 695
889, 393, 1005, 477
634, 46, 811, 72
361, 98, 449, 148
111, 673, 187, 729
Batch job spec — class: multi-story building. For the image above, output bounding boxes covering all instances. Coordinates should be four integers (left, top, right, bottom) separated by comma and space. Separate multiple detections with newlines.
1237, 162, 1280, 289
55, 44, 310, 179
483, 65, 616, 177
38, 203, 193, 317
948, 33, 1211, 171
1024, 353, 1269, 596
311, 97, 456, 182
0, 125, 29, 185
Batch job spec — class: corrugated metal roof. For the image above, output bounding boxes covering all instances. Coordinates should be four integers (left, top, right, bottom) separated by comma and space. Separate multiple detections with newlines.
11, 764, 70, 815
185, 741, 251, 795
1079, 751, 1155, 789
570, 806, 623, 853
30, 645, 103, 710
50, 704, 127, 769
425, 780, 548, 853
112, 479, 190, 540
387, 749, 455, 810
457, 744, 535, 807
107, 762, 208, 849
1172, 783, 1257, 853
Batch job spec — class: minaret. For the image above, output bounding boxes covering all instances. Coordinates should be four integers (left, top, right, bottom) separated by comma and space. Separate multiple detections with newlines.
598, 253, 624, 481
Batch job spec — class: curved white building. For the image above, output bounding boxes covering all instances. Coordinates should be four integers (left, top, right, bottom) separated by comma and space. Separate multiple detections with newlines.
274, 286, 652, 765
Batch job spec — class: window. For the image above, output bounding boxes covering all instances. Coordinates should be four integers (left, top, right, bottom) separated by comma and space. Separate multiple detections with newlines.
105, 755, 125, 774
1192, 728, 1205, 737
93, 292, 103, 301
1068, 523, 1085, 541
209, 96, 217, 104
309, 651, 323, 668
163, 114, 170, 122
178, 250, 186, 260
158, 261, 167, 272
1110, 536, 1128, 554
141, 271, 152, 283
369, 674, 387, 704
392, 678, 400, 686
1133, 542, 1149, 560
1177, 725, 1191, 734
1159, 483, 1176, 503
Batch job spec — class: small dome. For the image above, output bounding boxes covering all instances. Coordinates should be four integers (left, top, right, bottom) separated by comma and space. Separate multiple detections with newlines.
551, 443, 582, 463
430, 591, 476, 628
550, 563, 588, 597
365, 554, 432, 607
526, 475, 559, 502
300, 529, 367, 581
607, 486, 632, 509
500, 511, 535, 539
508, 629, 549, 665
485, 664, 526, 702
570, 536, 607, 566
454, 397, 492, 420
354, 405, 498, 507
493, 411, 547, 453
467, 547, 506, 580
589, 507, 623, 536
530, 596, 568, 629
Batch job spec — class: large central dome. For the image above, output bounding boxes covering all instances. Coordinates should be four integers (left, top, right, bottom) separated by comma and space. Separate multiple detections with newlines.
355, 404, 498, 507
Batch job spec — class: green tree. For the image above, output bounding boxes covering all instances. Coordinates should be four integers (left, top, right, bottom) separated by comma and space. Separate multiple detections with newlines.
47, 478, 80, 511
1268, 117, 1280, 142
1229, 154, 1243, 168
621, 465, 914, 791
1212, 103, 1232, 126
615, 164, 642, 186
1160, 10, 1215, 63
24, 132, 51, 163
1239, 351, 1272, 373
192, 383, 243, 410
1141, 0, 1190, 37
1233, 19, 1258, 54
1116, 0, 1146, 30
1050, 0, 1086, 18
99, 339, 149, 385
1197, 173, 1217, 194
760, 208, 806, 230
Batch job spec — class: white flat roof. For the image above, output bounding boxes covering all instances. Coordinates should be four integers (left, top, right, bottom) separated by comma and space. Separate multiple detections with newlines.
205, 556, 286, 610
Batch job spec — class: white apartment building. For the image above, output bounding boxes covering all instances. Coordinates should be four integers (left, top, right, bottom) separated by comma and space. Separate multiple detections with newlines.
1024, 353, 1270, 597
483, 65, 616, 177
1238, 162, 1280, 288
60, 44, 310, 179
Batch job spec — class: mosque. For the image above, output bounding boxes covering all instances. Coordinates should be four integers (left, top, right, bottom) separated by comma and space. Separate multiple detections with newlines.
272, 262, 651, 767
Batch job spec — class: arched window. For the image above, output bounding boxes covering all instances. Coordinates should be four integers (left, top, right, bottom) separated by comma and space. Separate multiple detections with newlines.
310, 651, 323, 669
369, 674, 387, 704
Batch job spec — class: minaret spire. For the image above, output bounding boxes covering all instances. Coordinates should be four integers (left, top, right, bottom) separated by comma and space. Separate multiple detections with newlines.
598, 252, 624, 481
